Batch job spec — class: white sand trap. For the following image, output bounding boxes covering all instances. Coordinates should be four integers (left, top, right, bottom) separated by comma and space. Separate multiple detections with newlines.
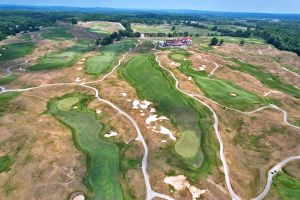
77, 61, 84, 64
230, 93, 237, 97
146, 115, 168, 124
73, 194, 85, 200
150, 108, 156, 113
73, 106, 78, 109
170, 61, 180, 67
126, 99, 132, 102
199, 65, 207, 71
132, 100, 152, 109
187, 76, 193, 81
140, 113, 145, 116
0, 54, 2, 56
96, 109, 102, 114
18, 67, 26, 71
77, 67, 83, 71
121, 92, 128, 97
161, 140, 167, 143
153, 126, 176, 141
104, 131, 118, 138
183, 58, 188, 61
164, 175, 206, 200
75, 77, 81, 82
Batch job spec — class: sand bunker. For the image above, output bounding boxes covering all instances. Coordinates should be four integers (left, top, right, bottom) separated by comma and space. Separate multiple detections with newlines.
152, 126, 176, 141
104, 131, 119, 138
146, 115, 168, 124
230, 93, 237, 97
164, 175, 206, 200
132, 99, 152, 109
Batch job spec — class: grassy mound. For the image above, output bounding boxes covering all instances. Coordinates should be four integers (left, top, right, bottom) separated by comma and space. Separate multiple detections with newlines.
47, 93, 124, 200
0, 92, 19, 116
169, 51, 269, 110
42, 27, 73, 41
86, 39, 135, 75
29, 41, 90, 70
120, 54, 215, 171
273, 171, 300, 199
175, 131, 200, 158
0, 42, 35, 62
0, 155, 13, 173
229, 60, 300, 99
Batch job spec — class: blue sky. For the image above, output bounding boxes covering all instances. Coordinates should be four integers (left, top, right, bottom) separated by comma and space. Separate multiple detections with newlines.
1, 0, 300, 14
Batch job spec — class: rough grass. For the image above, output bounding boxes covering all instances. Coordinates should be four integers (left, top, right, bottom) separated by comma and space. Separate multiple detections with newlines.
0, 155, 13, 173
47, 93, 124, 200
42, 27, 73, 41
29, 41, 90, 71
120, 54, 215, 170
175, 131, 200, 158
169, 51, 268, 110
0, 91, 19, 116
273, 171, 300, 200
0, 42, 35, 62
0, 75, 17, 85
86, 39, 135, 75
229, 60, 300, 99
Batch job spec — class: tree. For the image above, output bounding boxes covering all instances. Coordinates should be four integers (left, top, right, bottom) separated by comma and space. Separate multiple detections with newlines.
71, 18, 77, 25
184, 31, 189, 37
219, 39, 224, 45
210, 37, 219, 46
171, 26, 176, 31
212, 26, 218, 31
195, 34, 200, 37
240, 39, 246, 46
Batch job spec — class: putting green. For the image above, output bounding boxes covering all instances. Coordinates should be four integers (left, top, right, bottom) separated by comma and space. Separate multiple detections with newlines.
57, 97, 80, 111
175, 131, 199, 158
47, 93, 124, 200
86, 39, 135, 75
273, 171, 300, 199
0, 42, 35, 62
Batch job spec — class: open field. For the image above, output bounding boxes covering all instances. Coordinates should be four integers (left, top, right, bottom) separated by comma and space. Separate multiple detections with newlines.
86, 39, 135, 75
29, 41, 91, 70
78, 21, 125, 35
47, 93, 124, 200
42, 27, 73, 41
273, 171, 300, 199
0, 42, 35, 62
120, 53, 215, 170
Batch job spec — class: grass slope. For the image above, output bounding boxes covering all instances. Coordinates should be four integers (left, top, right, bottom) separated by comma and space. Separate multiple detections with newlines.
86, 39, 135, 75
47, 93, 124, 200
169, 51, 268, 110
120, 54, 215, 172
273, 171, 300, 200
0, 75, 17, 85
229, 60, 300, 99
29, 41, 90, 71
0, 42, 35, 62
42, 27, 73, 41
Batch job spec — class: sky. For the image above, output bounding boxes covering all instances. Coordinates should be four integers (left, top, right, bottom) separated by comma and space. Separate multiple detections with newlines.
1, 0, 300, 14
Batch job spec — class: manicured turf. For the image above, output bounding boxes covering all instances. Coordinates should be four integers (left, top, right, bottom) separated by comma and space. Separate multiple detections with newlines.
57, 97, 80, 111
175, 131, 200, 158
169, 51, 268, 110
86, 39, 135, 75
47, 93, 124, 200
29, 41, 90, 70
87, 22, 124, 35
0, 91, 19, 116
121, 54, 215, 169
0, 75, 17, 85
273, 171, 300, 200
0, 42, 35, 62
42, 27, 73, 41
229, 60, 300, 99
0, 155, 13, 173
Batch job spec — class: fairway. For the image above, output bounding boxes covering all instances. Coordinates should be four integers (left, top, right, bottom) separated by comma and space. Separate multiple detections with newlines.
175, 131, 200, 158
86, 39, 135, 75
47, 93, 124, 200
42, 27, 73, 41
170, 51, 268, 110
85, 21, 125, 35
121, 54, 215, 169
229, 60, 300, 99
0, 42, 35, 62
273, 171, 300, 200
29, 41, 90, 70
